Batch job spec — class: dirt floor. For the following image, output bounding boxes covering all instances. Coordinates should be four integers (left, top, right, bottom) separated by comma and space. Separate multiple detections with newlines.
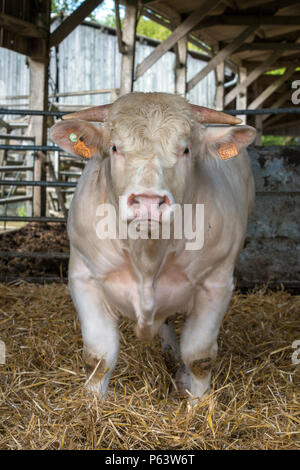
0, 283, 299, 450
0, 222, 69, 280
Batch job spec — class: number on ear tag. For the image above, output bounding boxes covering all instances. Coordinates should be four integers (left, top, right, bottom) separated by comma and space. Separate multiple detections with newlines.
218, 143, 238, 160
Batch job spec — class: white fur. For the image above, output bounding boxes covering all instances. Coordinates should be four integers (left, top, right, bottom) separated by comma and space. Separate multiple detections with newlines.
52, 93, 256, 400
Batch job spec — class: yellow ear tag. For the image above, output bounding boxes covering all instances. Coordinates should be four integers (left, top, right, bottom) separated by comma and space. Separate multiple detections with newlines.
74, 139, 92, 159
218, 143, 238, 160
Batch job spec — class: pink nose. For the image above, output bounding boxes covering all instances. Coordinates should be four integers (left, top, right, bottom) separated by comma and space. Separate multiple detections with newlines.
127, 193, 171, 220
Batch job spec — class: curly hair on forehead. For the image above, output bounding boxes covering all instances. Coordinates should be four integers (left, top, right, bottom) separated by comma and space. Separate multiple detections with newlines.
108, 93, 193, 162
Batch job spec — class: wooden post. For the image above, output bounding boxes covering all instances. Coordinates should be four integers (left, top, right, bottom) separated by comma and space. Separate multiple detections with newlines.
215, 60, 224, 110
28, 57, 49, 216
27, 1, 50, 217
253, 81, 263, 145
175, 36, 187, 96
120, 3, 138, 95
236, 65, 247, 124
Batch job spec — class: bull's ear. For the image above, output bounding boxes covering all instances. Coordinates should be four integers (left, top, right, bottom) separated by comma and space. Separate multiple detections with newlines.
50, 119, 108, 160
202, 125, 256, 161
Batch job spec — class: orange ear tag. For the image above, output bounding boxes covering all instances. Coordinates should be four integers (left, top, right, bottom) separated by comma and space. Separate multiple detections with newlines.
218, 143, 238, 160
74, 139, 92, 159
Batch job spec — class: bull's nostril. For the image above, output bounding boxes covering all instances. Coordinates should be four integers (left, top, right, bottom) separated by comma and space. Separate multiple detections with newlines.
127, 193, 171, 209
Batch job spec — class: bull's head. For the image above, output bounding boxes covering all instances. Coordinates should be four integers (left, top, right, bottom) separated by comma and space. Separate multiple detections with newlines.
51, 92, 256, 223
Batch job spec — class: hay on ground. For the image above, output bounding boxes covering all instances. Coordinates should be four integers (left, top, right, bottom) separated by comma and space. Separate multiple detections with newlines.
0, 282, 299, 450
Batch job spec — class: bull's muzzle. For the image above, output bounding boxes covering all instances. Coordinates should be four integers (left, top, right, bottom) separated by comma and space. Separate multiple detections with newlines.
127, 192, 172, 222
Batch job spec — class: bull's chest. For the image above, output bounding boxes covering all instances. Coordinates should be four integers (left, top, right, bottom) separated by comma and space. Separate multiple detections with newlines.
102, 256, 194, 323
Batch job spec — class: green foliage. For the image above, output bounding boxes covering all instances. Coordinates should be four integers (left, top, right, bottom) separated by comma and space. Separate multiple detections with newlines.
16, 205, 27, 217
103, 12, 171, 41
137, 17, 170, 41
265, 67, 286, 76
261, 135, 298, 146
51, 0, 97, 19
51, 0, 82, 14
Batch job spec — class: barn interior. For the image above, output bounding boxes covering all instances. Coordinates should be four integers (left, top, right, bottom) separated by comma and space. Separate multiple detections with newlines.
0, 0, 299, 288
0, 0, 299, 451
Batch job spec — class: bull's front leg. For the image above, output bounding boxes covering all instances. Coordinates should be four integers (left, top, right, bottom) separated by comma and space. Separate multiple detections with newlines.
180, 276, 234, 399
69, 257, 120, 398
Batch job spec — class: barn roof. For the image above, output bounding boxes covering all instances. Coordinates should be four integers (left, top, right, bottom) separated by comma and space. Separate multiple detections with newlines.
144, 0, 300, 68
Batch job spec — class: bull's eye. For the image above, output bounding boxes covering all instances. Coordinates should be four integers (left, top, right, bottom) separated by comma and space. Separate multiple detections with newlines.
183, 147, 190, 154
111, 145, 117, 152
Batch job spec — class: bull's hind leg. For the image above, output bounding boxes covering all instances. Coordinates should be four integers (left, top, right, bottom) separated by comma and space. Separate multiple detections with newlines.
180, 277, 234, 399
69, 254, 119, 398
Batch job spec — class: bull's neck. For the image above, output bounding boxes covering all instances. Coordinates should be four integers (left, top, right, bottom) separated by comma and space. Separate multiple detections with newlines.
127, 235, 170, 283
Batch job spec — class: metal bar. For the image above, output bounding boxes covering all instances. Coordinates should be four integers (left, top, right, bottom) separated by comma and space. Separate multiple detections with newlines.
0, 166, 34, 171
225, 107, 300, 116
0, 216, 66, 222
0, 195, 32, 204
0, 145, 60, 151
0, 109, 68, 117
0, 88, 119, 101
0, 251, 69, 259
0, 180, 76, 187
0, 276, 68, 283
1, 107, 300, 118
0, 134, 35, 141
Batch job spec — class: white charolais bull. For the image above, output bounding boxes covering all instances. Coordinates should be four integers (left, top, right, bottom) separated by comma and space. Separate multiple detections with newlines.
51, 93, 256, 399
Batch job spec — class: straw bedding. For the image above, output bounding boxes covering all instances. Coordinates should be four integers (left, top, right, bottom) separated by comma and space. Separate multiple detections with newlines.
0, 282, 299, 450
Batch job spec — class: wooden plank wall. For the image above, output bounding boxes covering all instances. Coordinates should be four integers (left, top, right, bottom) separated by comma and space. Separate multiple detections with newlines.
0, 22, 216, 108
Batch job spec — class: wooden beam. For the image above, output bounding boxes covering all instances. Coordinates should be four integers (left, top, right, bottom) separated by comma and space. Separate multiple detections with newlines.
241, 0, 300, 12
239, 0, 282, 8
115, 0, 126, 54
236, 66, 247, 124
145, 1, 181, 24
224, 51, 282, 106
0, 13, 46, 38
135, 0, 222, 81
50, 0, 104, 47
23, 1, 51, 217
187, 26, 258, 93
245, 57, 298, 68
253, 81, 263, 144
142, 9, 240, 73
0, 119, 12, 132
214, 60, 225, 110
28, 58, 49, 217
175, 36, 187, 96
120, 3, 138, 95
248, 66, 295, 109
238, 42, 300, 52
199, 15, 300, 27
